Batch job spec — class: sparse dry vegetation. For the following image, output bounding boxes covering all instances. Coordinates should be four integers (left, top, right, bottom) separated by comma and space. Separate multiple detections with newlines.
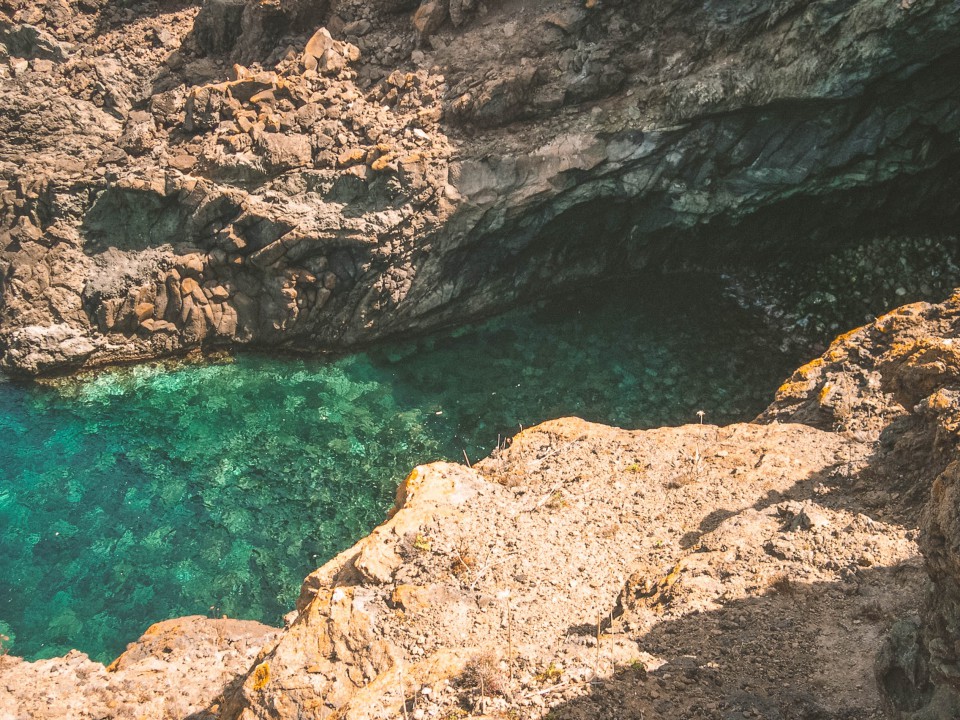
461, 651, 507, 698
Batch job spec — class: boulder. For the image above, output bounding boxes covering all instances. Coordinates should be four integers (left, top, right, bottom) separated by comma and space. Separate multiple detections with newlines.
0, 23, 71, 61
304, 27, 335, 61
168, 153, 197, 172
413, 0, 448, 41
0, 617, 279, 719
117, 111, 157, 157
448, 0, 475, 27
316, 48, 345, 75
255, 132, 313, 172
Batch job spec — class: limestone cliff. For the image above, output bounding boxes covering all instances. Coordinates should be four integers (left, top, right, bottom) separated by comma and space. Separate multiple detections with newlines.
1, 0, 959, 375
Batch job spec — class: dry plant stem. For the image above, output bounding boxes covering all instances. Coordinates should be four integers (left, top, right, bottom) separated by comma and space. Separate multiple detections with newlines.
466, 547, 492, 590
525, 481, 564, 513
507, 601, 513, 686
595, 610, 601, 678
399, 667, 409, 720
695, 410, 706, 478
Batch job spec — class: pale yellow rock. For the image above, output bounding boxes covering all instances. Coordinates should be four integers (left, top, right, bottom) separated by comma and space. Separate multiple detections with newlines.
180, 253, 205, 274
370, 153, 395, 172
391, 584, 432, 613
134, 302, 155, 321
304, 27, 334, 60
337, 148, 367, 167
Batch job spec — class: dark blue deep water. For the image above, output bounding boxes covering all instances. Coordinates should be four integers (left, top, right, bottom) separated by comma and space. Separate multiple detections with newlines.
0, 276, 801, 662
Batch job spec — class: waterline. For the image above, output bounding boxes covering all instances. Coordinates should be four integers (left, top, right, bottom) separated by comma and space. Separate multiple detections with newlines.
0, 275, 799, 662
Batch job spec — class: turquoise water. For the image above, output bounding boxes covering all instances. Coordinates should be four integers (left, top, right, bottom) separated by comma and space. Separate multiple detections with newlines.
0, 276, 800, 663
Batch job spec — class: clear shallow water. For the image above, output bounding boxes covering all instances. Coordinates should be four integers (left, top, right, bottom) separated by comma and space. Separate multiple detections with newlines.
0, 275, 801, 663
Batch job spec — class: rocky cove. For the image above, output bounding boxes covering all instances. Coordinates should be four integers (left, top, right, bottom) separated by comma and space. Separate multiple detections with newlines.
0, 276, 808, 666
0, 0, 959, 718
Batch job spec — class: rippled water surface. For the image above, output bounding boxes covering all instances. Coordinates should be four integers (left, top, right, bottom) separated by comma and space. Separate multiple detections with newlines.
0, 276, 801, 662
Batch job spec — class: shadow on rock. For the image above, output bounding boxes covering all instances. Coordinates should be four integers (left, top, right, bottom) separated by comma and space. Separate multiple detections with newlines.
548, 565, 926, 720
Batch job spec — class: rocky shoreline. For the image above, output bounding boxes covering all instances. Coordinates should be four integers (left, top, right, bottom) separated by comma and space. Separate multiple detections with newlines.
2, 0, 960, 718
1, 289, 957, 719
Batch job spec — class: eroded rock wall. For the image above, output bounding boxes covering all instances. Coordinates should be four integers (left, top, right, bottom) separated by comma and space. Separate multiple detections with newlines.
1, 0, 959, 375
762, 292, 960, 717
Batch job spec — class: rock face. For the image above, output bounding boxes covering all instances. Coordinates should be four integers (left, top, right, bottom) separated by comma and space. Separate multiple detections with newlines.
2, 1, 960, 717
761, 292, 960, 717
0, 616, 279, 719
1, 0, 959, 376
2, 291, 958, 718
